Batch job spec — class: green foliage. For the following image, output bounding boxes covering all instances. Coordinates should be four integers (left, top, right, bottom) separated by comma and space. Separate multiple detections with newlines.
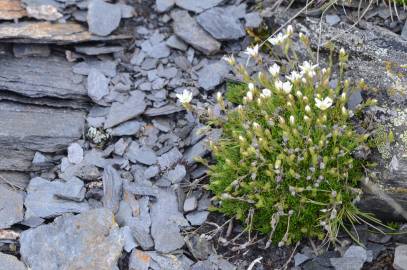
225, 81, 246, 104
206, 29, 379, 247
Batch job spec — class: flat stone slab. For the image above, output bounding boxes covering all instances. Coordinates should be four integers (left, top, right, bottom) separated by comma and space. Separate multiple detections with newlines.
0, 21, 130, 44
0, 0, 27, 20
171, 10, 221, 55
24, 177, 89, 219
20, 208, 124, 270
0, 184, 24, 229
0, 102, 85, 153
0, 55, 86, 100
0, 252, 27, 270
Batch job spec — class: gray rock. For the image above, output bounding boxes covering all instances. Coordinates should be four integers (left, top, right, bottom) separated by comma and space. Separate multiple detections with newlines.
184, 196, 198, 212
0, 55, 86, 100
144, 165, 160, 179
184, 129, 222, 165
117, 196, 154, 249
294, 253, 311, 267
0, 172, 30, 190
0, 252, 27, 270
156, 0, 175, 12
158, 148, 183, 170
110, 120, 143, 136
75, 45, 123, 55
402, 20, 407, 40
144, 104, 183, 116
162, 164, 186, 184
185, 234, 213, 260
129, 249, 150, 270
186, 211, 209, 226
20, 208, 124, 270
175, 0, 225, 13
0, 184, 24, 229
326, 14, 341, 26
87, 0, 122, 36
24, 177, 89, 219
87, 68, 110, 102
166, 35, 188, 51
104, 91, 146, 128
198, 61, 229, 91
197, 8, 245, 40
245, 12, 262, 28
121, 226, 137, 252
114, 138, 129, 156
330, 245, 367, 270
67, 143, 83, 165
124, 181, 159, 197
172, 10, 221, 55
126, 142, 157, 165
13, 44, 50, 58
150, 188, 188, 253
152, 118, 171, 132
102, 166, 123, 213
32, 152, 52, 167
119, 3, 134, 18
72, 59, 117, 77
141, 40, 170, 59
347, 90, 363, 110
394, 245, 407, 270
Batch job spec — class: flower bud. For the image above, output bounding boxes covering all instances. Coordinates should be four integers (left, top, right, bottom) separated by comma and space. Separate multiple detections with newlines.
305, 105, 311, 113
289, 115, 295, 126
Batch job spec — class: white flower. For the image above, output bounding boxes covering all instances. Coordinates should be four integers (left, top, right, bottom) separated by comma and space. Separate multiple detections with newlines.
286, 71, 302, 82
314, 97, 333, 111
176, 89, 193, 104
286, 25, 294, 36
305, 105, 311, 113
299, 61, 318, 77
261, 88, 272, 97
282, 81, 292, 94
244, 44, 259, 58
267, 33, 288, 46
274, 80, 283, 91
268, 63, 280, 76
340, 47, 346, 56
248, 83, 255, 91
289, 115, 295, 125
222, 55, 236, 65
246, 91, 253, 102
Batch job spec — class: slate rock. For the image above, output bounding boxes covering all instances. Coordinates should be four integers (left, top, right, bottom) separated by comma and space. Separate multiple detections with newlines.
104, 91, 146, 128
0, 252, 27, 270
172, 10, 221, 55
394, 245, 407, 270
347, 90, 363, 110
20, 208, 124, 270
294, 253, 311, 267
184, 196, 198, 212
24, 177, 89, 219
326, 14, 341, 26
162, 164, 186, 184
87, 68, 109, 102
121, 226, 137, 252
0, 102, 85, 154
0, 184, 24, 229
130, 250, 193, 270
102, 166, 123, 213
186, 211, 209, 226
197, 7, 245, 40
184, 129, 222, 165
245, 12, 262, 28
156, 0, 175, 12
87, 0, 122, 36
72, 59, 117, 77
144, 104, 183, 116
401, 20, 407, 40
198, 61, 229, 90
166, 35, 188, 51
150, 188, 188, 253
67, 143, 83, 165
117, 196, 154, 249
13, 44, 50, 58
126, 142, 157, 165
129, 249, 151, 270
76, 45, 123, 55
185, 234, 213, 260
110, 120, 143, 136
330, 245, 367, 270
158, 147, 182, 170
175, 0, 225, 13
141, 39, 170, 59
